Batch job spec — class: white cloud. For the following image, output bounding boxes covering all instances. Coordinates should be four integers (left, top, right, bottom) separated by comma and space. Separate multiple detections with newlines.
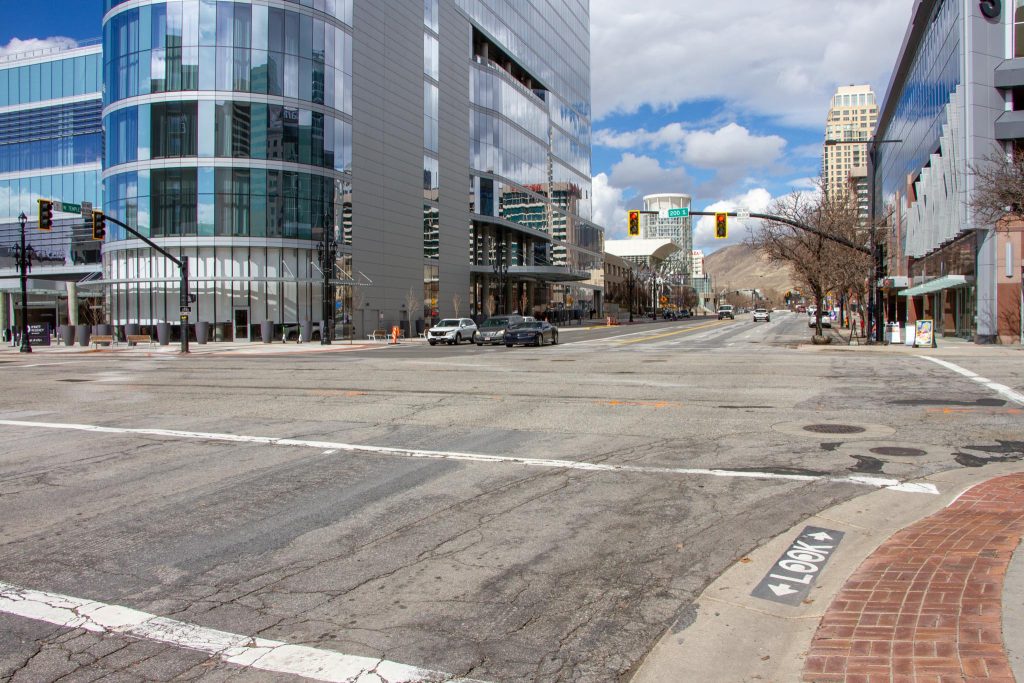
682, 123, 785, 169
596, 122, 785, 172
591, 0, 913, 127
0, 37, 78, 59
592, 172, 628, 236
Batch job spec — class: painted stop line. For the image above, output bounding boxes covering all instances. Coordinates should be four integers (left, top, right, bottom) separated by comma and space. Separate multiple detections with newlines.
750, 526, 845, 606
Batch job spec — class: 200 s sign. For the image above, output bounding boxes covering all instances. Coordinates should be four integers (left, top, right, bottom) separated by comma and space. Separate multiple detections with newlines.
980, 0, 1001, 19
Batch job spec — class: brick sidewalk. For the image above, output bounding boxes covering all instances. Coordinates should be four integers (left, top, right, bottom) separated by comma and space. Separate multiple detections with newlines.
803, 473, 1024, 683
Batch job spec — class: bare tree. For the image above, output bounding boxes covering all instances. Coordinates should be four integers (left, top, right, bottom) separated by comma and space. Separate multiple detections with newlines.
485, 293, 495, 318
405, 286, 419, 337
452, 293, 462, 318
748, 179, 864, 340
970, 148, 1024, 225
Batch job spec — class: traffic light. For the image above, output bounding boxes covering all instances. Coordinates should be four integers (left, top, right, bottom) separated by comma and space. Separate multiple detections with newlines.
628, 210, 640, 236
91, 211, 106, 241
714, 212, 728, 239
38, 199, 53, 230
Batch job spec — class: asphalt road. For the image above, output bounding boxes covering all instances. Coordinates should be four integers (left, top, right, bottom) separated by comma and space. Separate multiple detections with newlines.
0, 313, 1021, 682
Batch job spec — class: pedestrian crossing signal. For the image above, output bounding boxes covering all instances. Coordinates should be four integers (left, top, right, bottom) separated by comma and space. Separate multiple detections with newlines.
628, 210, 640, 236
714, 212, 728, 239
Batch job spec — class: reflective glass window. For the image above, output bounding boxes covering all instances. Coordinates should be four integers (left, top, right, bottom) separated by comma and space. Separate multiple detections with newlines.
150, 101, 197, 157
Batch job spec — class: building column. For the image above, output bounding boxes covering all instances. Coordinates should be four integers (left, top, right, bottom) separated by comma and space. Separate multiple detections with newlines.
0, 292, 9, 338
976, 228, 998, 343
526, 281, 535, 315
66, 282, 78, 326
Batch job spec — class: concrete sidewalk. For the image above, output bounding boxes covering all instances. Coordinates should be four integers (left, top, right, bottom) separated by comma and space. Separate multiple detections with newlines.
632, 463, 1024, 683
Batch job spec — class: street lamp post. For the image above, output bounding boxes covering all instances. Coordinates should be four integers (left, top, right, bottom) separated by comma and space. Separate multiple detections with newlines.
317, 223, 337, 345
15, 212, 31, 353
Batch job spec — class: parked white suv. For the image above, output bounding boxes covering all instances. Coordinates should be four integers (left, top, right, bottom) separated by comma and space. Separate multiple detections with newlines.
427, 318, 477, 345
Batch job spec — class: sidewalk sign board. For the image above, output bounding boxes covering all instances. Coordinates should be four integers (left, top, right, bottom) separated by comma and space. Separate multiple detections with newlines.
27, 323, 51, 346
913, 320, 935, 348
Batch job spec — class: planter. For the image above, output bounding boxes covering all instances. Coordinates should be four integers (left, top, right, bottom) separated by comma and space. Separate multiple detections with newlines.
97, 324, 112, 337
60, 324, 75, 346
196, 321, 210, 344
76, 326, 90, 347
301, 320, 313, 343
125, 324, 141, 338
260, 320, 274, 343
156, 322, 171, 346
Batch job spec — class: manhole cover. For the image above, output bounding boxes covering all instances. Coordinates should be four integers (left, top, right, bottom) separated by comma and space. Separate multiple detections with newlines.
870, 446, 927, 457
57, 379, 92, 383
803, 424, 866, 435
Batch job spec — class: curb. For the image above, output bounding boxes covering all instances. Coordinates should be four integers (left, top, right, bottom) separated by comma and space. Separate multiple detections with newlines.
631, 462, 1024, 683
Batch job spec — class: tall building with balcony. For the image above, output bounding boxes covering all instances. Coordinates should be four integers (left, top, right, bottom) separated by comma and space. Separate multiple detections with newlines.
822, 84, 877, 212
100, 0, 599, 339
0, 41, 104, 334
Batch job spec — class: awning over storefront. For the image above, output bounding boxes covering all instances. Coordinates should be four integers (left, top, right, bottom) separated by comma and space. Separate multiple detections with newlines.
899, 274, 969, 297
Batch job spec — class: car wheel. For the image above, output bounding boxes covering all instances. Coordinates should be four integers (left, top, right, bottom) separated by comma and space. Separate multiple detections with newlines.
428, 340, 436, 346
476, 342, 483, 346
455, 333, 461, 344
535, 334, 543, 347
552, 332, 558, 345
506, 343, 513, 348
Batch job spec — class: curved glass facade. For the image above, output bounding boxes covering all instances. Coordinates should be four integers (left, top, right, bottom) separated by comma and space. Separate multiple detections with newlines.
103, 0, 352, 242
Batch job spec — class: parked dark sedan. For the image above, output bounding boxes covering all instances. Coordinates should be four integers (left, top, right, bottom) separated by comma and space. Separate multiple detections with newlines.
504, 321, 559, 347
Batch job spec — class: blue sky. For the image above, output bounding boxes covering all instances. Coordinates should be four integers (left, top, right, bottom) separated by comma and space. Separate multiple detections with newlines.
2, 0, 915, 252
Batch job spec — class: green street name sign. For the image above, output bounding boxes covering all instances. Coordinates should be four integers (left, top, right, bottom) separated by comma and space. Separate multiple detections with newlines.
53, 201, 82, 214
667, 208, 689, 218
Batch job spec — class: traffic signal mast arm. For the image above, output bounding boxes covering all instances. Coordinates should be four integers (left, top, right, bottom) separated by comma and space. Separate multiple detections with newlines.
688, 211, 871, 255
99, 212, 184, 268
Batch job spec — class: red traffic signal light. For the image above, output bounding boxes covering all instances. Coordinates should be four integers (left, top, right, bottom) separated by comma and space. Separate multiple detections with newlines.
38, 199, 53, 230
628, 210, 640, 236
714, 212, 728, 239
92, 211, 106, 241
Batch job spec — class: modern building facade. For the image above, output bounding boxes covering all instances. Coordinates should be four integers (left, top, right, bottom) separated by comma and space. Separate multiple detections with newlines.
874, 0, 1020, 342
100, 0, 600, 339
822, 85, 877, 210
0, 41, 104, 334
640, 193, 692, 279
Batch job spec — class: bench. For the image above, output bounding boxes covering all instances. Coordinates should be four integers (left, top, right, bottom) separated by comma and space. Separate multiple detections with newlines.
367, 329, 389, 341
126, 334, 153, 347
90, 335, 114, 348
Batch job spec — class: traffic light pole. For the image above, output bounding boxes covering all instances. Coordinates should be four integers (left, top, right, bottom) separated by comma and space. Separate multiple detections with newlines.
101, 213, 190, 354
688, 212, 871, 256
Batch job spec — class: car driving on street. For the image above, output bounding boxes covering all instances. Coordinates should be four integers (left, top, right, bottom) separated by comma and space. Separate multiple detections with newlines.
718, 305, 735, 320
753, 308, 770, 322
504, 321, 558, 347
474, 314, 524, 346
427, 318, 477, 345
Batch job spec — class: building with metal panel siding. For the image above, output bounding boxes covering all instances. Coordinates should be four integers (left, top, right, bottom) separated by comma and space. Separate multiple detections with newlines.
0, 41, 104, 336
100, 0, 600, 340
874, 0, 1023, 343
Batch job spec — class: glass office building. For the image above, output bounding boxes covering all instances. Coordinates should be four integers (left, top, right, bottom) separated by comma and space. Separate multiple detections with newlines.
0, 42, 104, 334
101, 0, 599, 337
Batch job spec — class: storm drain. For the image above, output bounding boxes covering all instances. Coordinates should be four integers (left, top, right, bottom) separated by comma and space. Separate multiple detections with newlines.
870, 446, 927, 457
803, 424, 866, 435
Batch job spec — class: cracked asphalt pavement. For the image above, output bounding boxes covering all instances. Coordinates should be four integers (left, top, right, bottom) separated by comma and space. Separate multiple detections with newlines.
0, 313, 1021, 682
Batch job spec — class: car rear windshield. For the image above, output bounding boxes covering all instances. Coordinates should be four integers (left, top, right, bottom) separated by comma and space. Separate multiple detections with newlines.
719, 306, 732, 310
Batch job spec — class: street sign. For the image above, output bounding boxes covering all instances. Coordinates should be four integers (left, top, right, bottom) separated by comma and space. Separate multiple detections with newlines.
667, 208, 689, 218
751, 526, 845, 606
735, 209, 751, 220
180, 306, 191, 314
53, 201, 82, 215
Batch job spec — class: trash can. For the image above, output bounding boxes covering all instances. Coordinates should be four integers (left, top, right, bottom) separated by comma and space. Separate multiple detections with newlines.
260, 320, 274, 343
196, 321, 210, 344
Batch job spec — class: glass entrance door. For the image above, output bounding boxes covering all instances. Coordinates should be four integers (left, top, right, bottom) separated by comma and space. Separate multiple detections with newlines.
233, 308, 250, 341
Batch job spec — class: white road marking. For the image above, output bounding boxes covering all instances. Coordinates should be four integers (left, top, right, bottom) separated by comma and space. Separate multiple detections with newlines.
921, 357, 1024, 406
0, 419, 937, 494
0, 581, 485, 683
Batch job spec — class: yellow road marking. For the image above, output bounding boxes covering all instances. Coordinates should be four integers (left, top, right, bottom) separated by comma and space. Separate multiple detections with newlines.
613, 319, 736, 346
602, 400, 680, 408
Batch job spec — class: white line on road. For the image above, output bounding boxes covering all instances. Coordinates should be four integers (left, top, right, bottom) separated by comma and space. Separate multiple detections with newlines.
0, 581, 485, 683
0, 419, 938, 494
921, 357, 1024, 406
